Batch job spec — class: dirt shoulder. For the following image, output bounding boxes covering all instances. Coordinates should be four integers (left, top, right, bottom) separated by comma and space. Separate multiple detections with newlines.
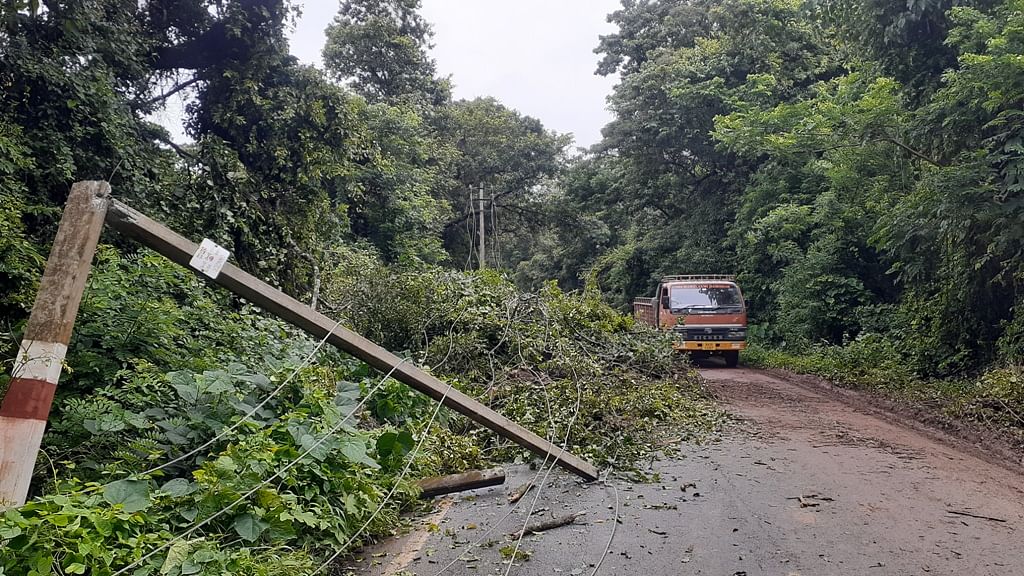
749, 364, 1024, 474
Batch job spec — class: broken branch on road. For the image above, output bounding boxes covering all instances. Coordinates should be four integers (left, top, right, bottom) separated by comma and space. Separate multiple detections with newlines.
507, 511, 587, 539
508, 480, 535, 504
946, 510, 1007, 523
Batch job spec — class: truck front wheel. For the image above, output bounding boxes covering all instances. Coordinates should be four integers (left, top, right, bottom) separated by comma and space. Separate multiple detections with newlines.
723, 351, 739, 368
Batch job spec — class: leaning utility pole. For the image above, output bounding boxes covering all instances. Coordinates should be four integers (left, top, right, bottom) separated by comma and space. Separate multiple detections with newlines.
1, 182, 599, 509
477, 183, 486, 270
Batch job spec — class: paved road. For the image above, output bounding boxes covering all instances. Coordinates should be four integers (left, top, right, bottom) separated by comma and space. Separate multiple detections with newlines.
349, 367, 1024, 576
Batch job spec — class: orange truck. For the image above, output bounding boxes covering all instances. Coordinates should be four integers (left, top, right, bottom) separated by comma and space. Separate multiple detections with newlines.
633, 275, 747, 367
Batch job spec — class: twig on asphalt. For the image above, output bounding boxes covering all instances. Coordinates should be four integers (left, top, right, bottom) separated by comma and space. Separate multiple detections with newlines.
508, 480, 534, 504
506, 511, 586, 539
946, 509, 1007, 523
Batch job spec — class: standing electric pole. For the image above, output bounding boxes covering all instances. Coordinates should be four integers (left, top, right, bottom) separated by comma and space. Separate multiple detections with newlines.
1, 182, 110, 509
477, 183, 486, 270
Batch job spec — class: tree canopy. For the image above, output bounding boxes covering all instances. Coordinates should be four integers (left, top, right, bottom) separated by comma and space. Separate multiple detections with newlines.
520, 0, 1024, 375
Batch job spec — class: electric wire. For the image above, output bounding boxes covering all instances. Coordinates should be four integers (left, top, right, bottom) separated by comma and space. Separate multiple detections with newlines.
428, 302, 560, 576
134, 318, 345, 478
501, 306, 585, 576
310, 372, 456, 574
65, 318, 346, 498
111, 359, 407, 576
426, 456, 550, 576
501, 395, 581, 575
311, 296, 474, 573
588, 472, 620, 576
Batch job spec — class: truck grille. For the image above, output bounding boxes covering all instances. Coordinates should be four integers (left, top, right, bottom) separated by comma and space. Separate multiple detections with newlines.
673, 326, 746, 341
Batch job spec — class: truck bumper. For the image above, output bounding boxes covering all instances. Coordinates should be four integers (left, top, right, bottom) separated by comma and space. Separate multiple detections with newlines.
674, 341, 747, 352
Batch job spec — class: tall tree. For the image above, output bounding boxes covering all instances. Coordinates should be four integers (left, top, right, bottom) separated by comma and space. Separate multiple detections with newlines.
322, 0, 449, 105
436, 98, 571, 268
582, 0, 840, 305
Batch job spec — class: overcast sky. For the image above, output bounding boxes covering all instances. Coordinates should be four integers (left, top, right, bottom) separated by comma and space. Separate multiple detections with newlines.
289, 0, 622, 148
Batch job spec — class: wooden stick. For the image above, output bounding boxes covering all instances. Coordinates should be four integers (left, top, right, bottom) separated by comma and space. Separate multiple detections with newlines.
508, 480, 534, 504
418, 468, 505, 498
105, 200, 599, 481
0, 182, 110, 509
508, 512, 586, 538
947, 509, 1007, 523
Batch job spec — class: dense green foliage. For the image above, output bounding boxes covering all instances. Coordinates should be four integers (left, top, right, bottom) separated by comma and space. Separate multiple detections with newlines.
4, 0, 1024, 572
522, 0, 1024, 382
321, 253, 722, 468
0, 251, 467, 575
0, 1, 708, 574
0, 250, 717, 575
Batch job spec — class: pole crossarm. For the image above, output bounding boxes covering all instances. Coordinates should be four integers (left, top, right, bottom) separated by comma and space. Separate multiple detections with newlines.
105, 200, 598, 481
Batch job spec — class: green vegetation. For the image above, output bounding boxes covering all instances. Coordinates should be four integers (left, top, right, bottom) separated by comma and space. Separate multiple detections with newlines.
3, 0, 1024, 573
515, 0, 1023, 442
0, 1, 720, 573
1, 249, 719, 575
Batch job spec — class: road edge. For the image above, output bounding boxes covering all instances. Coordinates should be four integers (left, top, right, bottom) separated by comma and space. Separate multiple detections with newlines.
750, 366, 1024, 475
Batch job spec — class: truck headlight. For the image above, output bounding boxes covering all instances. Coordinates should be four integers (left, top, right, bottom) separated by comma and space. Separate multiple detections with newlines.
726, 328, 746, 339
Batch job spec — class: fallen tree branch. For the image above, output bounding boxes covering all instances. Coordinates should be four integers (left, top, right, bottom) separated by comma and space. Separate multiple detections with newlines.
508, 480, 534, 504
507, 511, 586, 538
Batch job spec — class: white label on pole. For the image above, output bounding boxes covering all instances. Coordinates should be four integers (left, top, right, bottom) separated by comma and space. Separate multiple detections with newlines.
189, 239, 230, 279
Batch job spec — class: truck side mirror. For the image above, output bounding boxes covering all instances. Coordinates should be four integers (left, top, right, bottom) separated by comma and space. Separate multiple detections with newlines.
660, 296, 670, 309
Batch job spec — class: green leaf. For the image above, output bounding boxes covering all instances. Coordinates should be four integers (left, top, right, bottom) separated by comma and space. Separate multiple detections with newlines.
168, 372, 198, 403
377, 430, 415, 460
298, 433, 332, 461
65, 563, 86, 575
159, 478, 195, 498
376, 432, 398, 457
213, 455, 237, 474
202, 370, 234, 395
396, 431, 414, 453
161, 541, 191, 575
192, 549, 218, 563
340, 439, 380, 469
103, 479, 151, 513
232, 513, 268, 541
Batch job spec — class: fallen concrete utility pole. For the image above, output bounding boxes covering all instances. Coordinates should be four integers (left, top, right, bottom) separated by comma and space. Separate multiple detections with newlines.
417, 467, 506, 498
105, 199, 599, 481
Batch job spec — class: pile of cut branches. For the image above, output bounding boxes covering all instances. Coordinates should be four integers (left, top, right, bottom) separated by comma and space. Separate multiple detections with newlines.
324, 253, 724, 471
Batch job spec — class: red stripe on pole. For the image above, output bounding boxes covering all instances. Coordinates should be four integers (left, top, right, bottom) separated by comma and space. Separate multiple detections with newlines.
0, 379, 57, 420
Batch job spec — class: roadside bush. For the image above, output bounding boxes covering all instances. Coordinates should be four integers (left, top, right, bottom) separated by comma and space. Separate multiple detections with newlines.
952, 367, 1024, 444
744, 334, 916, 393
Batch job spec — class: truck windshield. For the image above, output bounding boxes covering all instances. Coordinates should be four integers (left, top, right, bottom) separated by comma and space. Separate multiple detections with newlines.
669, 286, 742, 312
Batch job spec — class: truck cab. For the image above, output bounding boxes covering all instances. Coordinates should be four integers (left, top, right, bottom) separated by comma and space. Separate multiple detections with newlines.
634, 275, 747, 367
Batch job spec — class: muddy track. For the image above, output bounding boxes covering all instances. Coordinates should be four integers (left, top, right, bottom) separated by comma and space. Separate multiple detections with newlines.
703, 364, 1024, 474
352, 367, 1024, 576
